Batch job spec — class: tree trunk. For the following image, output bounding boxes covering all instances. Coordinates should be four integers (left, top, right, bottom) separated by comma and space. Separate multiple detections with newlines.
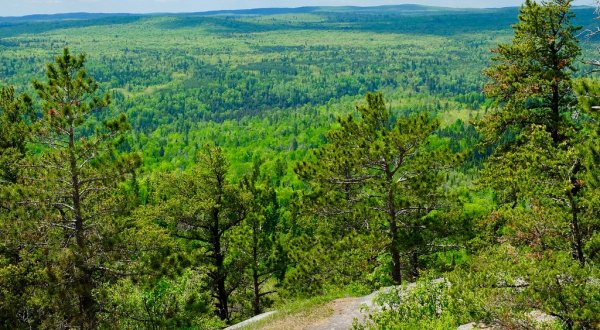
568, 194, 585, 267
252, 221, 261, 315
214, 244, 229, 321
568, 159, 585, 267
389, 217, 402, 285
252, 268, 261, 316
386, 168, 402, 285
410, 250, 419, 279
551, 81, 561, 144
69, 123, 96, 329
212, 207, 229, 321
216, 267, 228, 321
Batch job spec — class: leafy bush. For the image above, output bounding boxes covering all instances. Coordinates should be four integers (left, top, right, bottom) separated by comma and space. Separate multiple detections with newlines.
354, 276, 464, 330
100, 270, 224, 329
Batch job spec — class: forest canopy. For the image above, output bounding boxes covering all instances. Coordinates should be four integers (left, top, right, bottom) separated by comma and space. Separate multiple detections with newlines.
0, 1, 599, 329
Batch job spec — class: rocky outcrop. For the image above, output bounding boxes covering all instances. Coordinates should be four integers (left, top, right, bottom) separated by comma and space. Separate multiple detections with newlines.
457, 310, 559, 330
224, 311, 277, 330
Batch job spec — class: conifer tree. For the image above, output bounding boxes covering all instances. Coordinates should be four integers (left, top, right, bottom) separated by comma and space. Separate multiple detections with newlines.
470, 1, 600, 326
239, 161, 279, 315
298, 93, 453, 284
151, 146, 249, 321
25, 48, 133, 328
480, 0, 595, 266
0, 86, 37, 328
0, 86, 33, 185
483, 0, 580, 145
572, 78, 600, 265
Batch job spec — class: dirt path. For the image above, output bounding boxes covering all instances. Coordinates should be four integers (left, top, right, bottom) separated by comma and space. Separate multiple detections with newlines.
307, 290, 380, 330
226, 286, 399, 330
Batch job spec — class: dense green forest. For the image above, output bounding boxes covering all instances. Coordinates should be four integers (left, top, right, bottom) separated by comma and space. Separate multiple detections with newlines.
0, 1, 599, 329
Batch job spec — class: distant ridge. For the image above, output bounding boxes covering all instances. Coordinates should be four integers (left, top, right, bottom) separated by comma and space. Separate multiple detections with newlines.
1, 4, 500, 21
183, 4, 455, 16
0, 4, 594, 21
0, 12, 135, 21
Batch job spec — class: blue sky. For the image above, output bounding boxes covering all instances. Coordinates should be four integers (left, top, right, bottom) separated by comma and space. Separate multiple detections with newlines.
1, 0, 593, 17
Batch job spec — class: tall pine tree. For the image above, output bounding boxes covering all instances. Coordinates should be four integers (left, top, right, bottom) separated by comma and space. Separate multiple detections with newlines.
298, 93, 454, 285
25, 48, 133, 328
150, 146, 249, 322
470, 1, 600, 327
480, 0, 594, 266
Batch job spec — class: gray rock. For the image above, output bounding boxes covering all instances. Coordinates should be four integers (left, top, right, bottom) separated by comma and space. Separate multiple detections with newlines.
224, 311, 277, 330
457, 322, 493, 330
528, 310, 558, 324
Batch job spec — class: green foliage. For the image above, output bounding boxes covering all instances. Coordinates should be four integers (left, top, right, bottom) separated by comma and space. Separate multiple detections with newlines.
482, 0, 581, 145
573, 78, 600, 264
463, 1, 600, 328
5, 6, 596, 173
296, 92, 459, 287
101, 271, 224, 329
0, 85, 36, 328
447, 246, 599, 329
354, 276, 464, 330
0, 86, 33, 183
145, 146, 251, 322
0, 4, 599, 329
358, 248, 600, 329
354, 2, 599, 329
282, 235, 329, 297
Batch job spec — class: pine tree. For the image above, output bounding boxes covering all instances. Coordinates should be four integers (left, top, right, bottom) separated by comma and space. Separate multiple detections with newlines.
0, 86, 33, 184
483, 0, 580, 145
573, 78, 600, 265
239, 161, 279, 315
298, 93, 454, 284
480, 0, 595, 266
469, 1, 600, 326
150, 146, 249, 321
0, 86, 37, 328
24, 48, 133, 328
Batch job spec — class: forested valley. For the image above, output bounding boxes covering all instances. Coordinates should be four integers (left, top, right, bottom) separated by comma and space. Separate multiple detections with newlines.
0, 1, 599, 329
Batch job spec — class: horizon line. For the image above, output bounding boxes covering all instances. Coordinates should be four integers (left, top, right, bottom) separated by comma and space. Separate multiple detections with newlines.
0, 3, 571, 19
